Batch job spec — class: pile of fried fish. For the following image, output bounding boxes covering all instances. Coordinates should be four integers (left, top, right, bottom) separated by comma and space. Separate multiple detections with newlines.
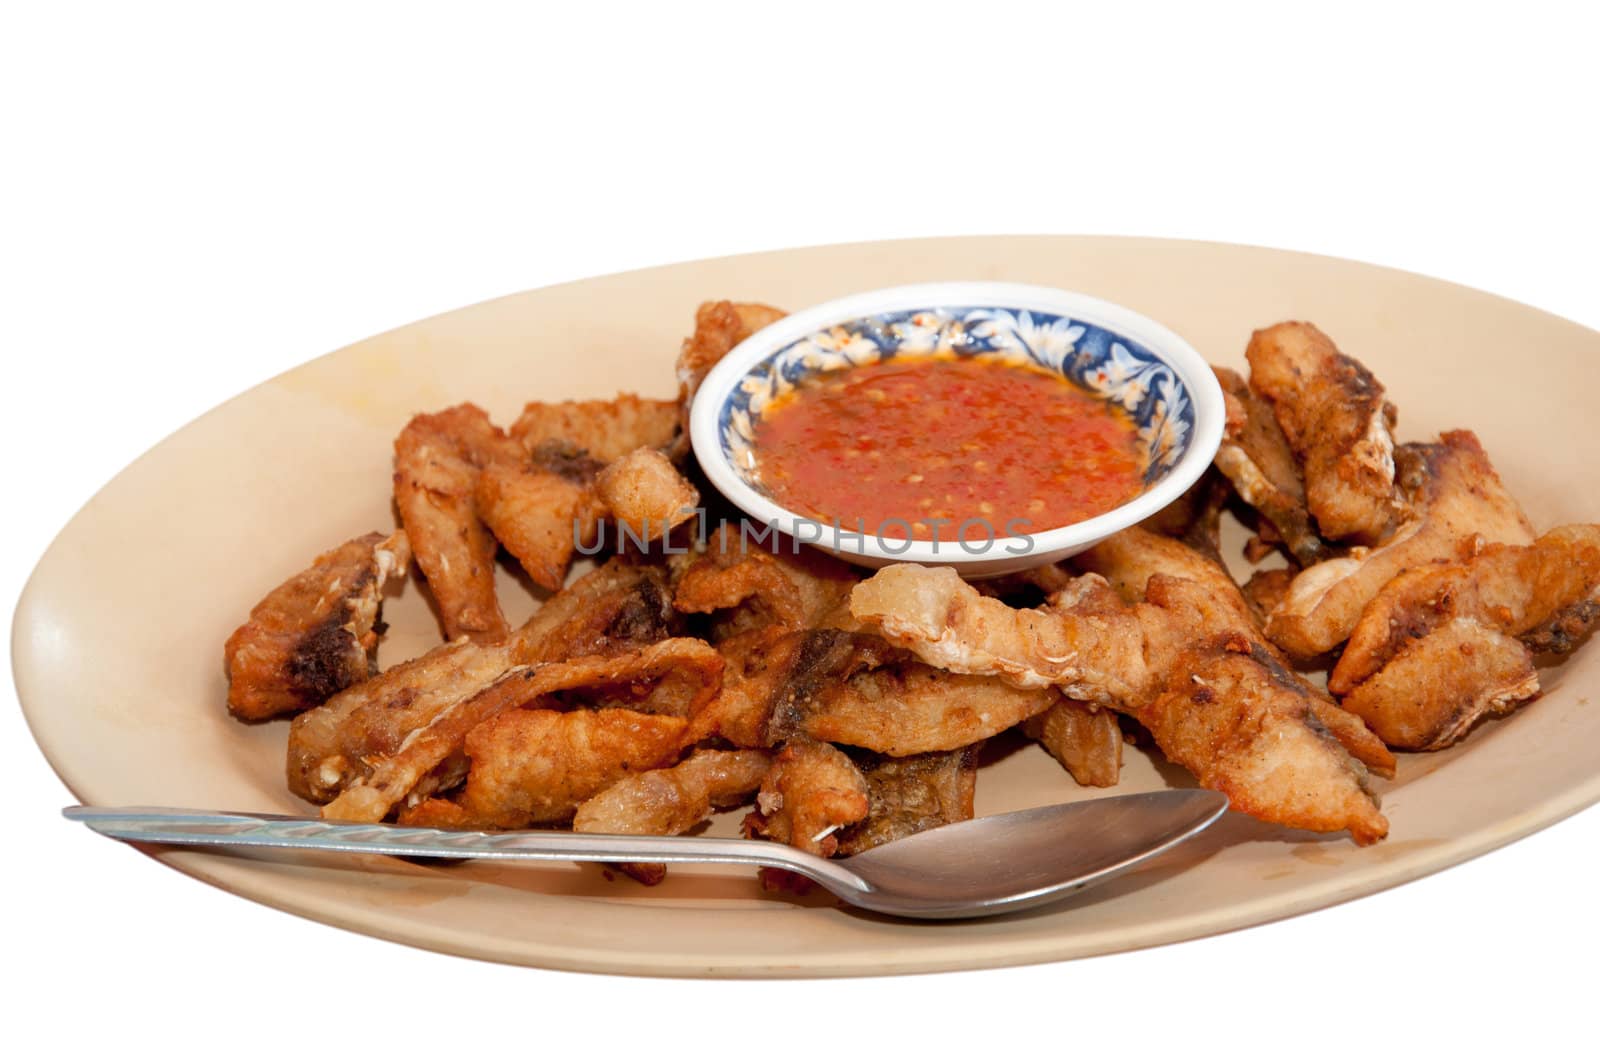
223, 306, 1600, 882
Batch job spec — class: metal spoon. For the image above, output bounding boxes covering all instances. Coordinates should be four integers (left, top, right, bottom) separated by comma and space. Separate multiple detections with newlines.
64, 790, 1227, 919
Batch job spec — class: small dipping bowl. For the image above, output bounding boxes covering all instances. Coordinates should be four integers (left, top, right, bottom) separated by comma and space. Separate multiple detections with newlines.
688, 282, 1224, 577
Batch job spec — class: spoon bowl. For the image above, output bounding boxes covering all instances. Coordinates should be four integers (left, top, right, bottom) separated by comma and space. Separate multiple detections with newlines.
65, 790, 1228, 920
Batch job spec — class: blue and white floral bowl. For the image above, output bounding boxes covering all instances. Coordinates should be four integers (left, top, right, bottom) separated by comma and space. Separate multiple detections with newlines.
688, 282, 1224, 577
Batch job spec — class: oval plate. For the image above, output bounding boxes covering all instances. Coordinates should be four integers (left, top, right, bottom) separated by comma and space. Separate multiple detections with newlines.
14, 236, 1600, 977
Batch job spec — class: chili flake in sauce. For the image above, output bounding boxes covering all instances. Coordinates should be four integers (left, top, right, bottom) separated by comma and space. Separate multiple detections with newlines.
752, 355, 1146, 541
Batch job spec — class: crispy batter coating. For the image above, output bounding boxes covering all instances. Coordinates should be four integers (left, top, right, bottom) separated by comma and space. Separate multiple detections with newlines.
575, 748, 771, 836
511, 556, 684, 662
1139, 637, 1388, 845
1079, 528, 1394, 777
672, 300, 786, 457
851, 555, 1389, 841
849, 563, 1158, 706
689, 625, 806, 748
595, 446, 700, 540
401, 708, 689, 830
673, 526, 857, 635
1266, 431, 1535, 658
761, 630, 1059, 757
224, 530, 409, 720
1246, 322, 1399, 543
476, 442, 605, 592
510, 394, 679, 462
289, 558, 684, 805
574, 748, 772, 884
1323, 525, 1600, 750
320, 638, 722, 823
836, 746, 981, 855
1022, 698, 1123, 787
1340, 618, 1539, 751
743, 738, 869, 857
287, 637, 516, 804
1332, 524, 1600, 693
393, 404, 524, 641
1212, 365, 1328, 565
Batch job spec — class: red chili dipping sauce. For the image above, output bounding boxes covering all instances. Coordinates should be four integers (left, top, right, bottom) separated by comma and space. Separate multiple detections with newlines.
753, 355, 1146, 540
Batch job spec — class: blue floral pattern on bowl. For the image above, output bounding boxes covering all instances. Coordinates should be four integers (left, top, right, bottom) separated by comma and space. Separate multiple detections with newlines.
719, 306, 1194, 494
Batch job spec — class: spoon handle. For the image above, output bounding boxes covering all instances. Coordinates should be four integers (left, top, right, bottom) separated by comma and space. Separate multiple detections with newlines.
62, 806, 866, 890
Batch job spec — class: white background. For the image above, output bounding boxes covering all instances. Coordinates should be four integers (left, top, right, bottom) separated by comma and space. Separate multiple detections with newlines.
4, 3, 1597, 1059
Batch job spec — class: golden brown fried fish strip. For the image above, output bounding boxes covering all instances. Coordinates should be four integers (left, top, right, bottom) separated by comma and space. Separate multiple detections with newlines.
224, 530, 410, 720
595, 447, 700, 540
393, 404, 525, 641
289, 559, 683, 805
1212, 365, 1328, 565
673, 526, 857, 635
1321, 525, 1600, 750
1022, 698, 1122, 787
401, 708, 690, 830
743, 737, 870, 859
1339, 618, 1539, 751
836, 745, 981, 855
287, 637, 516, 804
509, 394, 679, 462
1332, 524, 1600, 693
762, 630, 1059, 756
850, 561, 1388, 842
1138, 635, 1388, 845
1266, 431, 1535, 658
574, 749, 771, 836
511, 556, 682, 662
672, 300, 787, 457
1246, 322, 1399, 543
476, 442, 606, 592
849, 564, 1156, 706
689, 625, 806, 748
1079, 528, 1394, 777
320, 638, 722, 823
574, 748, 772, 884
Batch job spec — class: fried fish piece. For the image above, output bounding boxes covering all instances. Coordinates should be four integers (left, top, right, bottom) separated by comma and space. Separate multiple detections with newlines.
1246, 322, 1399, 543
400, 707, 690, 830
1079, 528, 1393, 777
1339, 618, 1539, 750
320, 638, 723, 823
482, 443, 697, 591
673, 525, 857, 635
224, 530, 410, 720
573, 748, 772, 884
1331, 524, 1600, 693
1266, 431, 1535, 658
1212, 365, 1328, 565
672, 300, 786, 458
475, 441, 606, 592
287, 637, 516, 804
851, 559, 1389, 841
509, 394, 680, 462
688, 625, 806, 748
835, 745, 981, 855
511, 556, 683, 662
762, 630, 1060, 757
393, 404, 525, 641
1137, 634, 1388, 845
289, 559, 683, 804
743, 737, 869, 857
1321, 525, 1600, 750
1021, 698, 1122, 787
848, 564, 1157, 706
595, 446, 700, 541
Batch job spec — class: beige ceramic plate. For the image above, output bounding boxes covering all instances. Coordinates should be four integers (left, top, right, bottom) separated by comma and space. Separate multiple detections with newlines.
15, 236, 1600, 978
